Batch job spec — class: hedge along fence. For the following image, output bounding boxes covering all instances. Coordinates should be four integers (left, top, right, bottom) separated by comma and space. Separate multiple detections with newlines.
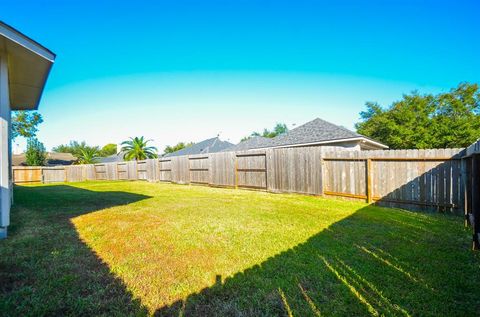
12, 146, 468, 214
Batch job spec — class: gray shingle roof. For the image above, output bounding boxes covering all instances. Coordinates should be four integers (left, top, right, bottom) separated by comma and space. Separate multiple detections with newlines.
164, 137, 234, 157
225, 118, 369, 152
269, 118, 361, 147
222, 136, 274, 152
99, 152, 126, 163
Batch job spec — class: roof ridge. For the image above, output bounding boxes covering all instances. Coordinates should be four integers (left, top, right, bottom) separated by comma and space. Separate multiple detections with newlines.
314, 117, 360, 135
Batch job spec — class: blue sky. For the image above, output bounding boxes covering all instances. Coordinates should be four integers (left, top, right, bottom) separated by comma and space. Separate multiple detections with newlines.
3, 0, 479, 152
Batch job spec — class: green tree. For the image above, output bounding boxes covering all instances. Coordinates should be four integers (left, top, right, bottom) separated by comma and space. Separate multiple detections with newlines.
53, 141, 100, 158
243, 123, 288, 141
12, 111, 43, 140
100, 143, 117, 157
164, 142, 194, 154
121, 137, 157, 161
77, 148, 100, 164
25, 138, 47, 166
355, 82, 480, 149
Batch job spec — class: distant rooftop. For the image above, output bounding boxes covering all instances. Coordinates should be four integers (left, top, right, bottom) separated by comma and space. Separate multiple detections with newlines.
12, 152, 76, 166
99, 151, 126, 163
224, 117, 387, 152
269, 118, 362, 148
164, 137, 234, 157
223, 136, 274, 152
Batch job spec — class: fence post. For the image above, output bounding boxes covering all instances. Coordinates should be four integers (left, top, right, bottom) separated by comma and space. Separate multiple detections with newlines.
319, 156, 324, 196
234, 156, 238, 189
471, 154, 480, 250
463, 157, 471, 227
366, 158, 372, 203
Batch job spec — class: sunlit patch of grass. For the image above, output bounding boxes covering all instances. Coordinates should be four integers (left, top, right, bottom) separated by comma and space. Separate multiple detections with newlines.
71, 182, 359, 312
1, 181, 479, 316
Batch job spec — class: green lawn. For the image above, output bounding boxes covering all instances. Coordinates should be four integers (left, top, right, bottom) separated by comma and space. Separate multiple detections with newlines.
0, 181, 479, 316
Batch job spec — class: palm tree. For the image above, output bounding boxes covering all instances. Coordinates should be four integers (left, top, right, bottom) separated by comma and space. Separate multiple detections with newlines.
77, 148, 100, 164
121, 136, 157, 161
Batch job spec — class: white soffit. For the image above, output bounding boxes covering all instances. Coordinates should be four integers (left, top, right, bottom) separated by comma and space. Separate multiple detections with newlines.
0, 21, 55, 110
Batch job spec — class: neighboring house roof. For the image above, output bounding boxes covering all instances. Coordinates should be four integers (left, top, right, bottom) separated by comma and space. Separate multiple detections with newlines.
13, 152, 76, 166
269, 118, 360, 147
223, 136, 274, 152
268, 118, 387, 149
0, 21, 55, 110
224, 118, 388, 151
164, 137, 234, 157
267, 118, 388, 149
99, 152, 126, 163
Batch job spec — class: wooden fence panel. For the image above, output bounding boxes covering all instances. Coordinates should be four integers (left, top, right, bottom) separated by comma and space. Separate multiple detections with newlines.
126, 161, 137, 180
322, 148, 465, 212
65, 165, 84, 182
12, 166, 43, 184
42, 167, 66, 183
267, 147, 323, 195
323, 158, 366, 199
146, 159, 158, 182
94, 164, 107, 180
236, 152, 267, 189
137, 160, 147, 180
171, 156, 189, 184
210, 152, 235, 187
83, 164, 96, 181
159, 159, 172, 182
117, 162, 128, 180
189, 155, 209, 184
105, 163, 117, 180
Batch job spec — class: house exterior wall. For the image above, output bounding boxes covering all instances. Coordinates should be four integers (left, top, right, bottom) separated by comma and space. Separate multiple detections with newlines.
0, 53, 11, 239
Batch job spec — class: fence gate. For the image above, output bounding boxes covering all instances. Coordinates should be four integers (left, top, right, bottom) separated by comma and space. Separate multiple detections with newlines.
235, 153, 267, 189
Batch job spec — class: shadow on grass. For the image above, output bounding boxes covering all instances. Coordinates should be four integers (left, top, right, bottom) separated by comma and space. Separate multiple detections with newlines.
156, 204, 478, 317
0, 184, 151, 316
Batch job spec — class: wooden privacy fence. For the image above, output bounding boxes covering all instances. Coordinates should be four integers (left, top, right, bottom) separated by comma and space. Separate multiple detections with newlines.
13, 147, 467, 213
